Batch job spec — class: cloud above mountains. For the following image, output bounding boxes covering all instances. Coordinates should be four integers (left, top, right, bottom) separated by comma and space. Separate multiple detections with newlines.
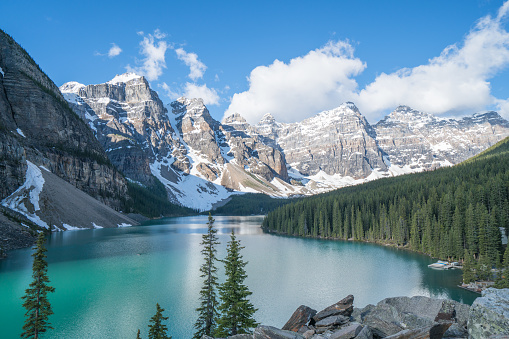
225, 1, 509, 123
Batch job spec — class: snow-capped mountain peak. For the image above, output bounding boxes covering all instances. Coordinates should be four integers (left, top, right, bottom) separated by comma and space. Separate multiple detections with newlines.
107, 72, 143, 85
60, 81, 85, 94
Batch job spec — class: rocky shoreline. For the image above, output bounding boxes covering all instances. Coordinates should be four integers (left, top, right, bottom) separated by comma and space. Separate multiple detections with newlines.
206, 288, 509, 339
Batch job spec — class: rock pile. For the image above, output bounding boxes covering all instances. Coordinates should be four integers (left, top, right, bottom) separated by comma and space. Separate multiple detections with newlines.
206, 288, 509, 339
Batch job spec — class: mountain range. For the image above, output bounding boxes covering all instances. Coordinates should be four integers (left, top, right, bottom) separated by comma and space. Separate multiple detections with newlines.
1, 27, 509, 251
61, 74, 509, 210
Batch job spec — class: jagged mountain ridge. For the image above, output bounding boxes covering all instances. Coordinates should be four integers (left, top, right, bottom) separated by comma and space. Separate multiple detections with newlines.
61, 73, 509, 211
62, 78, 291, 210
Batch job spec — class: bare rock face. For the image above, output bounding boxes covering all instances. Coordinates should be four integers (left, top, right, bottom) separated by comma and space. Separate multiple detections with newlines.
62, 73, 180, 187
374, 106, 509, 171
0, 29, 127, 210
256, 103, 386, 178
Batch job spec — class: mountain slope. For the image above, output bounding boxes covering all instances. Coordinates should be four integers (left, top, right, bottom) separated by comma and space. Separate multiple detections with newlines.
0, 30, 137, 245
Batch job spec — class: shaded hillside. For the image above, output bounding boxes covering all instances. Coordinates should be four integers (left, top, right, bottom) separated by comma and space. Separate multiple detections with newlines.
0, 29, 127, 208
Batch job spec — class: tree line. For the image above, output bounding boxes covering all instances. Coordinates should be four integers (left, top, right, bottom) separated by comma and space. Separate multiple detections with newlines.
263, 139, 509, 283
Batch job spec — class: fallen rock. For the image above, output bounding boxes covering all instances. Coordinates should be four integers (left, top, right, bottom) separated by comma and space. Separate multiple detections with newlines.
313, 295, 354, 322
253, 325, 305, 339
301, 329, 315, 339
467, 288, 509, 339
361, 303, 405, 337
383, 322, 452, 339
329, 322, 363, 339
282, 305, 317, 332
355, 326, 373, 339
442, 323, 468, 338
315, 315, 349, 328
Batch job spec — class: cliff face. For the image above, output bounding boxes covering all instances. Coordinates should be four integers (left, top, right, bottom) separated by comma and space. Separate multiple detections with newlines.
0, 29, 128, 209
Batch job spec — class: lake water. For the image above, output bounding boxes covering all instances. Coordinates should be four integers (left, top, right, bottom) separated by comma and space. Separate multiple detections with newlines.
0, 215, 479, 338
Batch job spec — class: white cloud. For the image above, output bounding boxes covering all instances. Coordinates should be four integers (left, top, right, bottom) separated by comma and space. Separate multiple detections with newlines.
108, 43, 122, 58
226, 1, 509, 123
127, 30, 169, 81
159, 82, 180, 100
356, 1, 509, 121
183, 83, 219, 106
175, 48, 207, 81
225, 41, 366, 123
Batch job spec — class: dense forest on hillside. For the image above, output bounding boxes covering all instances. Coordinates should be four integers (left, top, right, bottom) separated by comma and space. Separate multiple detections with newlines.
263, 138, 509, 269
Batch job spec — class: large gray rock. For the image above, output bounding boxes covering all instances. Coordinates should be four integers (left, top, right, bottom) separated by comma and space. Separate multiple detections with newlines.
329, 322, 363, 339
359, 296, 469, 338
282, 305, 317, 332
253, 325, 305, 339
313, 295, 354, 322
467, 288, 509, 339
315, 315, 349, 328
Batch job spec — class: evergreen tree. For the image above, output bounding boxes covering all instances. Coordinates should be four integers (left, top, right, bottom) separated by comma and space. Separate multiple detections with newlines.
216, 231, 258, 337
136, 328, 142, 339
194, 213, 220, 339
148, 303, 171, 339
462, 249, 476, 284
495, 246, 509, 288
21, 232, 55, 339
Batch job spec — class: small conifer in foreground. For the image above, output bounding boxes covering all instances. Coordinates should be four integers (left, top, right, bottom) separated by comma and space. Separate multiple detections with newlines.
215, 230, 258, 337
148, 303, 171, 339
21, 232, 55, 339
193, 213, 220, 339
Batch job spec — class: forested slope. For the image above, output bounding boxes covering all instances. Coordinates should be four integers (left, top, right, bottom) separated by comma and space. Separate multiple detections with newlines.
263, 137, 509, 266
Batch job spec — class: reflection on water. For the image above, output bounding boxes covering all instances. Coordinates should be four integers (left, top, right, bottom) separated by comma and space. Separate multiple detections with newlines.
0, 215, 479, 339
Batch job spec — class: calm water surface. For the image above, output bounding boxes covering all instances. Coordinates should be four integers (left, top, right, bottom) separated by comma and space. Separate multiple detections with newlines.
0, 215, 478, 338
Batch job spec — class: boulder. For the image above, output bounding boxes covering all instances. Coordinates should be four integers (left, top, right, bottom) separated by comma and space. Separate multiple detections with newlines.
313, 295, 354, 322
355, 326, 373, 339
253, 325, 305, 339
382, 322, 452, 339
329, 323, 363, 339
361, 303, 405, 337
315, 315, 349, 328
282, 305, 317, 332
467, 288, 509, 339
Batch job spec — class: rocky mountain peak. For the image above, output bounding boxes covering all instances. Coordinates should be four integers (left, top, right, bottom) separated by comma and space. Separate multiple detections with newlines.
222, 112, 248, 125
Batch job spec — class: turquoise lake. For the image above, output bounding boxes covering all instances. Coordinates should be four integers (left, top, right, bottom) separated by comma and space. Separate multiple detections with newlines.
0, 215, 479, 338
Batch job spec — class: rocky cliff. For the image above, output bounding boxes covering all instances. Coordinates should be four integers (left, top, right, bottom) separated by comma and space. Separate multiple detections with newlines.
0, 29, 134, 240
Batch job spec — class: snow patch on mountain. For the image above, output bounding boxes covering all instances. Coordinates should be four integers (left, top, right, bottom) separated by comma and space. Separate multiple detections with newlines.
1, 161, 49, 229
150, 158, 232, 211
107, 72, 142, 84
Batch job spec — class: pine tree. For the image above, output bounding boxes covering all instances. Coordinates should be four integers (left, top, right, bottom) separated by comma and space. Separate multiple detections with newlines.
495, 246, 509, 288
462, 249, 476, 284
136, 328, 142, 339
216, 231, 258, 337
148, 303, 171, 339
194, 213, 220, 339
21, 232, 55, 339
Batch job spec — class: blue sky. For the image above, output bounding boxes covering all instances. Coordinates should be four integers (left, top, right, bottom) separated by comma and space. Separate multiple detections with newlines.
2, 0, 509, 123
